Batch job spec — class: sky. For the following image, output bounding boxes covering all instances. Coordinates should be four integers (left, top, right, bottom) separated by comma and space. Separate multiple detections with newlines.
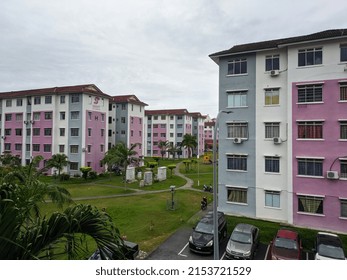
1, 0, 346, 117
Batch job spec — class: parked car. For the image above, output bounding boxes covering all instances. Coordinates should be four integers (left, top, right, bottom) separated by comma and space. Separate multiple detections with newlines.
314, 232, 346, 260
225, 223, 259, 260
189, 211, 227, 254
89, 240, 139, 260
270, 228, 302, 260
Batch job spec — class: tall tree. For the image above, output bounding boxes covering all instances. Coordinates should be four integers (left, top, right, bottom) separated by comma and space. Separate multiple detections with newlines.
47, 153, 69, 179
181, 134, 198, 158
158, 140, 169, 159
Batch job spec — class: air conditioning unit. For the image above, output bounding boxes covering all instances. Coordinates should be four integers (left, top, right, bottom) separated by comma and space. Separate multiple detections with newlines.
270, 70, 280, 76
273, 137, 282, 144
326, 171, 339, 180
233, 138, 243, 144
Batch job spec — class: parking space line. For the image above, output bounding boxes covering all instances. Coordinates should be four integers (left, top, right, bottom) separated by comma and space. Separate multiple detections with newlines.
220, 251, 226, 260
264, 244, 270, 260
178, 242, 189, 257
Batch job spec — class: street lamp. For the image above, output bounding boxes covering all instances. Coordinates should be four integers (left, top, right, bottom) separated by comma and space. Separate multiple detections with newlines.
170, 185, 176, 210
213, 110, 233, 260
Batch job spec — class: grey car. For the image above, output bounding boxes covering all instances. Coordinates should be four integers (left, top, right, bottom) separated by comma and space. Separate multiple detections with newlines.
225, 223, 259, 260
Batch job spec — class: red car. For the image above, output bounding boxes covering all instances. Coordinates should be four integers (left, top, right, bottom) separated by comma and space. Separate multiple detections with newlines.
269, 229, 302, 260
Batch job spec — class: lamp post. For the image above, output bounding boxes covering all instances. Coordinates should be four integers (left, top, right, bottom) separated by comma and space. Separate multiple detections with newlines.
170, 185, 176, 210
213, 110, 233, 260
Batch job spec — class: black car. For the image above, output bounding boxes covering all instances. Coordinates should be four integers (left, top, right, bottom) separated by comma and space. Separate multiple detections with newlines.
89, 240, 139, 260
189, 211, 227, 254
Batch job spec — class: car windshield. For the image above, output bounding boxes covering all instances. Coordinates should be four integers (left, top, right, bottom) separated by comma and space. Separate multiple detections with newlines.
318, 244, 345, 259
231, 231, 251, 244
195, 222, 213, 234
274, 237, 298, 250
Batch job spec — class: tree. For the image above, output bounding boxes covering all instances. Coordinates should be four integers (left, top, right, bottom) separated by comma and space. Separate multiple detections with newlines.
167, 143, 180, 159
80, 166, 92, 180
158, 140, 169, 159
102, 142, 139, 175
47, 154, 69, 179
0, 183, 124, 260
181, 134, 198, 158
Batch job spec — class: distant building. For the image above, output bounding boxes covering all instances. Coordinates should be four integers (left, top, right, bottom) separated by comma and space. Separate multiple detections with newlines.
0, 84, 109, 174
210, 29, 347, 233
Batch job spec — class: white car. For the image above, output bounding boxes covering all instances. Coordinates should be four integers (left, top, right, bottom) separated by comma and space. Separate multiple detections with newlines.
314, 232, 346, 260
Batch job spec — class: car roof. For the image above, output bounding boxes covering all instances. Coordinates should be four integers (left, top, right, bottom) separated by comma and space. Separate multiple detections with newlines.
276, 229, 299, 240
199, 211, 224, 223
317, 232, 342, 247
234, 223, 257, 233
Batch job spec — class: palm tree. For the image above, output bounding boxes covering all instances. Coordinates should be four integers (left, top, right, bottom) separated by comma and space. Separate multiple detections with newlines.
47, 154, 69, 179
181, 134, 198, 158
0, 183, 124, 260
158, 140, 169, 159
167, 143, 179, 159
102, 142, 139, 175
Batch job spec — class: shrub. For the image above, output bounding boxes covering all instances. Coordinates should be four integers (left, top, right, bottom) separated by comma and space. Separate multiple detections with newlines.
89, 170, 97, 179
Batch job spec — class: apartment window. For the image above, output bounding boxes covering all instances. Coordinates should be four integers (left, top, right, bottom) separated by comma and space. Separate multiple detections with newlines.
101, 129, 104, 137
297, 121, 323, 139
16, 99, 23, 106
26, 128, 31, 136
33, 128, 40, 136
44, 112, 52, 120
341, 160, 347, 179
60, 128, 65, 137
153, 133, 158, 137
5, 129, 11, 136
88, 112, 92, 120
60, 112, 66, 120
16, 113, 23, 121
100, 144, 104, 152
44, 128, 52, 136
45, 96, 52, 104
15, 143, 22, 151
227, 58, 247, 75
265, 122, 280, 138
6, 100, 12, 107
177, 133, 182, 137
160, 124, 166, 128
340, 121, 347, 139
60, 95, 65, 104
227, 122, 248, 138
5, 114, 12, 121
121, 130, 126, 135
297, 158, 323, 177
265, 88, 279, 105
71, 128, 79, 137
227, 187, 247, 204
70, 162, 78, 170
70, 145, 79, 153
33, 144, 40, 152
170, 124, 174, 129
59, 145, 65, 153
161, 115, 166, 120
101, 114, 104, 121
227, 91, 247, 107
265, 191, 280, 208
71, 94, 79, 103
340, 199, 347, 218
121, 117, 126, 123
44, 144, 51, 152
121, 104, 126, 110
297, 84, 323, 103
265, 156, 280, 173
298, 195, 323, 214
87, 145, 92, 153
26, 144, 30, 151
340, 44, 347, 62
227, 154, 247, 171
177, 124, 183, 129
33, 112, 40, 121
298, 47, 322, 66
340, 83, 347, 101
15, 129, 22, 136
88, 128, 92, 137
71, 111, 79, 120
34, 96, 41, 105
160, 133, 166, 137
4, 143, 11, 151
265, 55, 280, 71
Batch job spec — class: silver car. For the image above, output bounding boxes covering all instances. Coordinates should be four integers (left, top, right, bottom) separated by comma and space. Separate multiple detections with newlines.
225, 223, 259, 260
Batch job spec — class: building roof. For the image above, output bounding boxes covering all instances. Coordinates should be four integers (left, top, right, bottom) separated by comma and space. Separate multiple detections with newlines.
209, 29, 347, 63
145, 109, 190, 115
111, 94, 148, 106
0, 84, 111, 99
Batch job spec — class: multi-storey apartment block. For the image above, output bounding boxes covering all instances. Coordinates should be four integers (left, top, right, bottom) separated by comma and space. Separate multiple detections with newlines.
145, 109, 205, 158
0, 84, 110, 174
210, 29, 347, 233
109, 95, 147, 157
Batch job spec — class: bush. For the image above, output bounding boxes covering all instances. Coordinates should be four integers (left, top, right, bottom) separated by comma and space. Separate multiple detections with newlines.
60, 173, 70, 181
89, 170, 97, 179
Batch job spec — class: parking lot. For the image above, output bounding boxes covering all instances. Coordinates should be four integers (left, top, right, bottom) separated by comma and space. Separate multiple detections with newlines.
146, 226, 313, 260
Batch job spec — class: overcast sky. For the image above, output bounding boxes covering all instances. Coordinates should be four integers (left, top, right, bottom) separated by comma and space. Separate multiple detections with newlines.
1, 0, 346, 117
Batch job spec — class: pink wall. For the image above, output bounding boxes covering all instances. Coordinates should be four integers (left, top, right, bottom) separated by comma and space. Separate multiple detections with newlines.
292, 79, 347, 232
130, 116, 143, 156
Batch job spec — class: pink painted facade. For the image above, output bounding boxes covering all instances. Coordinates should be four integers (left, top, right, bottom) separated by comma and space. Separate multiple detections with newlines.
129, 116, 143, 156
4, 112, 24, 157
292, 79, 347, 232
